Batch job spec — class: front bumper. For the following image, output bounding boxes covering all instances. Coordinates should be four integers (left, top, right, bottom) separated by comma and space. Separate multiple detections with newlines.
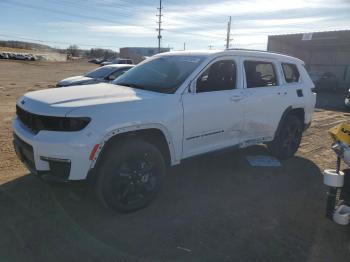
13, 134, 71, 182
12, 117, 100, 181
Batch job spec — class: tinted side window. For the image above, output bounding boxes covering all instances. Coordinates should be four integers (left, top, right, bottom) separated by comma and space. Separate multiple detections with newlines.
196, 60, 236, 93
282, 63, 300, 83
108, 69, 128, 80
244, 61, 277, 88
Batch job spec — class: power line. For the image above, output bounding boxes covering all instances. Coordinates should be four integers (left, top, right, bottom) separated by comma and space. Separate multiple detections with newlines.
47, 0, 152, 20
0, 0, 154, 29
0, 0, 241, 51
156, 0, 163, 53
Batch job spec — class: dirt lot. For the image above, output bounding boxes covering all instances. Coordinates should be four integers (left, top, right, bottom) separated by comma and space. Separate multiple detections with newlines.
0, 59, 350, 261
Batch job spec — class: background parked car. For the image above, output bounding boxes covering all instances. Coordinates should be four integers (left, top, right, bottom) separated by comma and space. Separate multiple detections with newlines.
56, 64, 134, 87
308, 71, 322, 84
100, 58, 133, 66
0, 52, 36, 61
314, 72, 339, 92
88, 58, 99, 64
345, 89, 350, 109
88, 58, 107, 64
0, 53, 7, 59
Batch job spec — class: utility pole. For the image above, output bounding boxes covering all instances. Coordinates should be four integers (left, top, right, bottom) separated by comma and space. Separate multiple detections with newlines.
156, 0, 163, 54
225, 16, 232, 49
183, 42, 186, 50
208, 45, 214, 50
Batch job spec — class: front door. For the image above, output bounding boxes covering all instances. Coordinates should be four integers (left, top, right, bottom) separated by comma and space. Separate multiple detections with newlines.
182, 57, 244, 158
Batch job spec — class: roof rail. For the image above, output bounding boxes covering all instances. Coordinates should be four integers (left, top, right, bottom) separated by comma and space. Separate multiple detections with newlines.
225, 48, 290, 57
226, 48, 267, 52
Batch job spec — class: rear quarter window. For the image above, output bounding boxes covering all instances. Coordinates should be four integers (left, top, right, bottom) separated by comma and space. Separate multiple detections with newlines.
282, 63, 300, 83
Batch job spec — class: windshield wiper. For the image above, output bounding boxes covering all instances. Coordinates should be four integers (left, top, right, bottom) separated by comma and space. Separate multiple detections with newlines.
115, 82, 148, 90
116, 82, 174, 94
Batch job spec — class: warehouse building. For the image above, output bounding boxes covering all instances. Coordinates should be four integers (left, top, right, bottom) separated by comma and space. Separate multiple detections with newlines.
267, 30, 350, 91
119, 47, 170, 63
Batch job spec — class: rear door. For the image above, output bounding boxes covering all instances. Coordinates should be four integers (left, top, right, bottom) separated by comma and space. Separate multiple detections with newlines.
240, 58, 286, 142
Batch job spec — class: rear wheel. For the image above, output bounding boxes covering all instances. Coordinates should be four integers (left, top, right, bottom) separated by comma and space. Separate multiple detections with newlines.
96, 139, 165, 212
268, 115, 303, 160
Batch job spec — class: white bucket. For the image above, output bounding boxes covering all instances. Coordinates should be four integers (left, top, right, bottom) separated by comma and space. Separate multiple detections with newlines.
333, 205, 350, 225
323, 169, 345, 187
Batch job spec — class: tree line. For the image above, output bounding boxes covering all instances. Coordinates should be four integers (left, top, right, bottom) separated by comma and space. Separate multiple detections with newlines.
0, 41, 119, 59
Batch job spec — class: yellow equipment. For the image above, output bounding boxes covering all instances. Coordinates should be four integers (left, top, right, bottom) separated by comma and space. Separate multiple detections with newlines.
328, 122, 350, 167
329, 122, 350, 146
324, 122, 350, 225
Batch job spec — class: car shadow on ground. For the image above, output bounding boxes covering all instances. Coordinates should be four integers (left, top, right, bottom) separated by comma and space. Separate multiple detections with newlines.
0, 145, 350, 262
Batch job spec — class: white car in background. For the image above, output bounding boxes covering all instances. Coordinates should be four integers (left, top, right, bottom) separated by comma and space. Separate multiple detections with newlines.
13, 50, 316, 212
100, 58, 134, 67
56, 64, 133, 87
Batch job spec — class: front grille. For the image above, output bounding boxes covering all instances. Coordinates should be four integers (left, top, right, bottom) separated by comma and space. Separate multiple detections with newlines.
16, 105, 41, 134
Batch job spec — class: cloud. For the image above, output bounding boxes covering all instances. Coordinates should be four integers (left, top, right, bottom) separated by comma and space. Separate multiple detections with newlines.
88, 25, 155, 37
161, 0, 350, 49
21, 0, 350, 50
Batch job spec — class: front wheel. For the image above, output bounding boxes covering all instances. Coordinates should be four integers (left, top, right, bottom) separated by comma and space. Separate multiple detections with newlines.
96, 139, 165, 212
267, 115, 303, 160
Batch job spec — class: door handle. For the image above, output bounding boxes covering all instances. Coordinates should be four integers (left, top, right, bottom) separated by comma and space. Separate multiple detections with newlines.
230, 95, 243, 102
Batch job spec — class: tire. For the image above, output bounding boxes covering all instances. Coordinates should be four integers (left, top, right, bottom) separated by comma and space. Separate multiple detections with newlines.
95, 139, 165, 212
268, 115, 303, 160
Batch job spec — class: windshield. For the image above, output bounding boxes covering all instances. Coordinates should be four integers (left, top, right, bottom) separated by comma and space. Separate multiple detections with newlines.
85, 67, 116, 78
112, 55, 206, 93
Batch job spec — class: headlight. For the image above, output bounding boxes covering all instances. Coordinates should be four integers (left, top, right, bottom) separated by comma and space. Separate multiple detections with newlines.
61, 117, 91, 131
36, 116, 91, 132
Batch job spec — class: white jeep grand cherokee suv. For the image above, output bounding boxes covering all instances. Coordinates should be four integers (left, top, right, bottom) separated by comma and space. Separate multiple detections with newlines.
13, 50, 316, 212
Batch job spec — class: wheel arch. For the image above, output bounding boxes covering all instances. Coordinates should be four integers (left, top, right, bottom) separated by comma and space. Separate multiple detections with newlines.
274, 106, 306, 138
90, 124, 178, 173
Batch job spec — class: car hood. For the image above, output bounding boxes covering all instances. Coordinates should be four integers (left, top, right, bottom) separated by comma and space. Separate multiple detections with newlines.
58, 75, 93, 86
17, 83, 163, 116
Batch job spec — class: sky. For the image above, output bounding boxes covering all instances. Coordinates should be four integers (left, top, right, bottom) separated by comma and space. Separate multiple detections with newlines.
0, 0, 350, 51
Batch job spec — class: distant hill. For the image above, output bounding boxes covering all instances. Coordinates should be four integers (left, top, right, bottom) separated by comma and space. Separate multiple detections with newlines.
0, 40, 54, 51
0, 40, 119, 59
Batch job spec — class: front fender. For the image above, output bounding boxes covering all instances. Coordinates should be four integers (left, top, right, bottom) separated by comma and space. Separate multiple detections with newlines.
90, 122, 179, 168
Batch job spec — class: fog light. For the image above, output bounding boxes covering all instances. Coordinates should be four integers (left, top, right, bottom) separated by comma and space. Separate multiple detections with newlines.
40, 156, 71, 181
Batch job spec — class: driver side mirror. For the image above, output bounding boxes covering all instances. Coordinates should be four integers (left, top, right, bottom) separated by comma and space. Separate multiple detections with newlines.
107, 75, 117, 81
